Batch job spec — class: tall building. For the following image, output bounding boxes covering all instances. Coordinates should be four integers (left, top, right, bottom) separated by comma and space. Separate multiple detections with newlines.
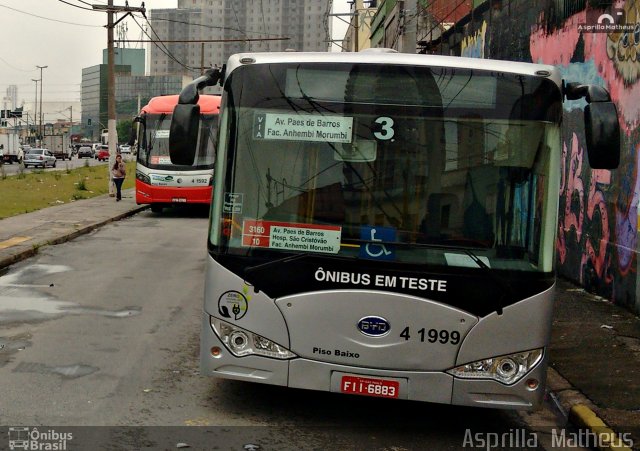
5, 85, 18, 110
81, 64, 132, 139
102, 48, 146, 76
148, 0, 331, 78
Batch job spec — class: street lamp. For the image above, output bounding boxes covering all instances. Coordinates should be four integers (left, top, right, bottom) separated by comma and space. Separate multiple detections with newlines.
36, 65, 48, 138
31, 78, 39, 143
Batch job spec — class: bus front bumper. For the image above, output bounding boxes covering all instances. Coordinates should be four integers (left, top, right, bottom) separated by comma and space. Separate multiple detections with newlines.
135, 180, 212, 204
200, 313, 547, 410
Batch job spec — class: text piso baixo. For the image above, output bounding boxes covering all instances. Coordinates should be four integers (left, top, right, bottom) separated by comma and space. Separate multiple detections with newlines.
314, 267, 447, 292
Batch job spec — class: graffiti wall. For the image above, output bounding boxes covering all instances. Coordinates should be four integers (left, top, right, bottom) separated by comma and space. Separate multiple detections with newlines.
460, 0, 640, 313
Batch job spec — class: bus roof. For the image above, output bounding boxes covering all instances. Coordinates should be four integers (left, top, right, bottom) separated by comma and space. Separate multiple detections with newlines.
225, 50, 562, 88
142, 94, 221, 115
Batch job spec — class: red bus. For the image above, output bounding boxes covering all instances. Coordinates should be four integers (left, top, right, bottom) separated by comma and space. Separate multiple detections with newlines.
134, 94, 221, 213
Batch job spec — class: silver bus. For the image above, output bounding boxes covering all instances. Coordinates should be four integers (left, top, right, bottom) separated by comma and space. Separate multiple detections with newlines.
169, 50, 619, 410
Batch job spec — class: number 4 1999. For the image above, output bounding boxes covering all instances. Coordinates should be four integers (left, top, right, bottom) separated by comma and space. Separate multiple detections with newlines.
399, 327, 460, 345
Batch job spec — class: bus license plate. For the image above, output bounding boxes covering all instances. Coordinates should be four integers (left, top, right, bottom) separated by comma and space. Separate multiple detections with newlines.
340, 375, 400, 399
172, 198, 187, 203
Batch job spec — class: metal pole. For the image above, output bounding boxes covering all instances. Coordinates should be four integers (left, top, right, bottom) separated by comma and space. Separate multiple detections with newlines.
69, 105, 73, 156
107, 0, 116, 196
31, 79, 38, 144
200, 42, 205, 75
37, 65, 47, 139
354, 2, 359, 51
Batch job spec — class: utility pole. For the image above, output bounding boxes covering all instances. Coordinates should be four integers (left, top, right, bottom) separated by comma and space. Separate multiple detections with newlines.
107, 0, 116, 195
92, 1, 145, 195
201, 43, 205, 75
69, 105, 73, 151
31, 79, 38, 144
36, 65, 47, 140
354, 1, 359, 51
400, 0, 418, 54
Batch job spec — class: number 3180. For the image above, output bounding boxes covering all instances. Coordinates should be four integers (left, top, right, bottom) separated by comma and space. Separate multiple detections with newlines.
399, 327, 460, 345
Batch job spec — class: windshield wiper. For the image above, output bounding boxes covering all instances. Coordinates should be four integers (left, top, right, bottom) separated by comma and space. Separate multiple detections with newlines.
343, 239, 513, 315
242, 241, 512, 315
243, 252, 315, 278
461, 249, 511, 315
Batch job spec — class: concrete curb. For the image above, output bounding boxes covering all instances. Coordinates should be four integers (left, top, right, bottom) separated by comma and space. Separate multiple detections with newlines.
569, 405, 633, 451
546, 367, 634, 451
0, 205, 149, 270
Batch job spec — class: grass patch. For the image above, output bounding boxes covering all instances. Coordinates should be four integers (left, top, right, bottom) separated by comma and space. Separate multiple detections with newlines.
76, 177, 88, 191
0, 162, 136, 219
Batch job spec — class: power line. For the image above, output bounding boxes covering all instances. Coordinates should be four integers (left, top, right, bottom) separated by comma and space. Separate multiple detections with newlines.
145, 14, 282, 37
115, 38, 291, 43
259, 0, 268, 49
0, 3, 102, 27
57, 0, 96, 12
130, 13, 194, 72
0, 56, 38, 73
140, 13, 197, 71
230, 1, 251, 51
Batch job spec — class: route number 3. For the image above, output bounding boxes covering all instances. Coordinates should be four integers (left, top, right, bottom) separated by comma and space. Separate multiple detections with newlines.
373, 116, 394, 141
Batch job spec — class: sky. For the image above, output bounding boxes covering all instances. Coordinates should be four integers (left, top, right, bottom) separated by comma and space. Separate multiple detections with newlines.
0, 0, 350, 113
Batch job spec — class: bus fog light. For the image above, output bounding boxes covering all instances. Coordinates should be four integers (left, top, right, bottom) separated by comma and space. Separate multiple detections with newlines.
210, 317, 296, 359
447, 349, 543, 385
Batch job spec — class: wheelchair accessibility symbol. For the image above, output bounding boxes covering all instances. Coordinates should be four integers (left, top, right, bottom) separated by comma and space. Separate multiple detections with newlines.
360, 226, 396, 260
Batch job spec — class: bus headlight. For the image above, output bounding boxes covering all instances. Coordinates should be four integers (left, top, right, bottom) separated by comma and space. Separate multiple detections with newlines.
447, 349, 543, 385
136, 170, 151, 185
210, 317, 296, 359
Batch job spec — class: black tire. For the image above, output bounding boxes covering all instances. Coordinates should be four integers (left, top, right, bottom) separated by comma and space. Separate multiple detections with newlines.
52, 160, 57, 168
151, 205, 163, 214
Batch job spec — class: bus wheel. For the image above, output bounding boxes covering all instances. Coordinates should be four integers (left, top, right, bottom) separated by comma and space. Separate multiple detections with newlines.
151, 205, 163, 214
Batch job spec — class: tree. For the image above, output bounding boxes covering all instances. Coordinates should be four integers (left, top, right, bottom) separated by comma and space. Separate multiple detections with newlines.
116, 118, 133, 144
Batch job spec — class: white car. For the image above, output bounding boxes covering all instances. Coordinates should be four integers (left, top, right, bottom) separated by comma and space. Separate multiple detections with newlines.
119, 145, 131, 154
23, 148, 57, 168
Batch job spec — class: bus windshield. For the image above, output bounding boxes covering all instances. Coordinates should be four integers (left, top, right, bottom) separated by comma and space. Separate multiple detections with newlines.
212, 63, 562, 273
137, 113, 217, 169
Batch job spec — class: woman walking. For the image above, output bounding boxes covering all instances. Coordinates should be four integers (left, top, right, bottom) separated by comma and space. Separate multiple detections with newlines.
111, 154, 126, 201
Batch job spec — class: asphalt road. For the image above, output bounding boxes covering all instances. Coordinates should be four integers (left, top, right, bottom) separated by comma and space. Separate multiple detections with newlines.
0, 208, 565, 450
0, 153, 134, 176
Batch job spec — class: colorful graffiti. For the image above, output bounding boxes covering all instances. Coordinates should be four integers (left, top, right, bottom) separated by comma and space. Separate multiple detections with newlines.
461, 20, 487, 58
529, 2, 640, 311
606, 0, 640, 84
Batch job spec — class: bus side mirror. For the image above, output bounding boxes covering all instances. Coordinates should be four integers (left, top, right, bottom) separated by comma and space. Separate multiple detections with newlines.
169, 103, 200, 166
585, 102, 620, 169
127, 123, 137, 147
128, 116, 144, 146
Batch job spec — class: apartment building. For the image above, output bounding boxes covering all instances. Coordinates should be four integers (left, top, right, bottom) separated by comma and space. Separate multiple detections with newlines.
149, 0, 331, 78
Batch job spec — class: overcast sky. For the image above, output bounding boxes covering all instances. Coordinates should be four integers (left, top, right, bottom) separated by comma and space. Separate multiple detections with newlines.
0, 0, 350, 108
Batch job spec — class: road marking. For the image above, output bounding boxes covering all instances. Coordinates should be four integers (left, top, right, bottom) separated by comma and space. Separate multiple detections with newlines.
0, 236, 31, 249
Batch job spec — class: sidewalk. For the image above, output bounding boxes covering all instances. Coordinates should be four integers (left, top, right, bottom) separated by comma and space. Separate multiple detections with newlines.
0, 189, 146, 269
0, 192, 639, 449
547, 280, 640, 450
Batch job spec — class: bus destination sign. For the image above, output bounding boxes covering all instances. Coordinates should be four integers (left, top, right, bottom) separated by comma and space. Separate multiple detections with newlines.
242, 220, 341, 254
253, 112, 353, 143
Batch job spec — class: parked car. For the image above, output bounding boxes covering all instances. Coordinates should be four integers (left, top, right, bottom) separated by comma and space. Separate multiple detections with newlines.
77, 146, 93, 158
119, 144, 131, 154
95, 146, 110, 162
23, 148, 57, 168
